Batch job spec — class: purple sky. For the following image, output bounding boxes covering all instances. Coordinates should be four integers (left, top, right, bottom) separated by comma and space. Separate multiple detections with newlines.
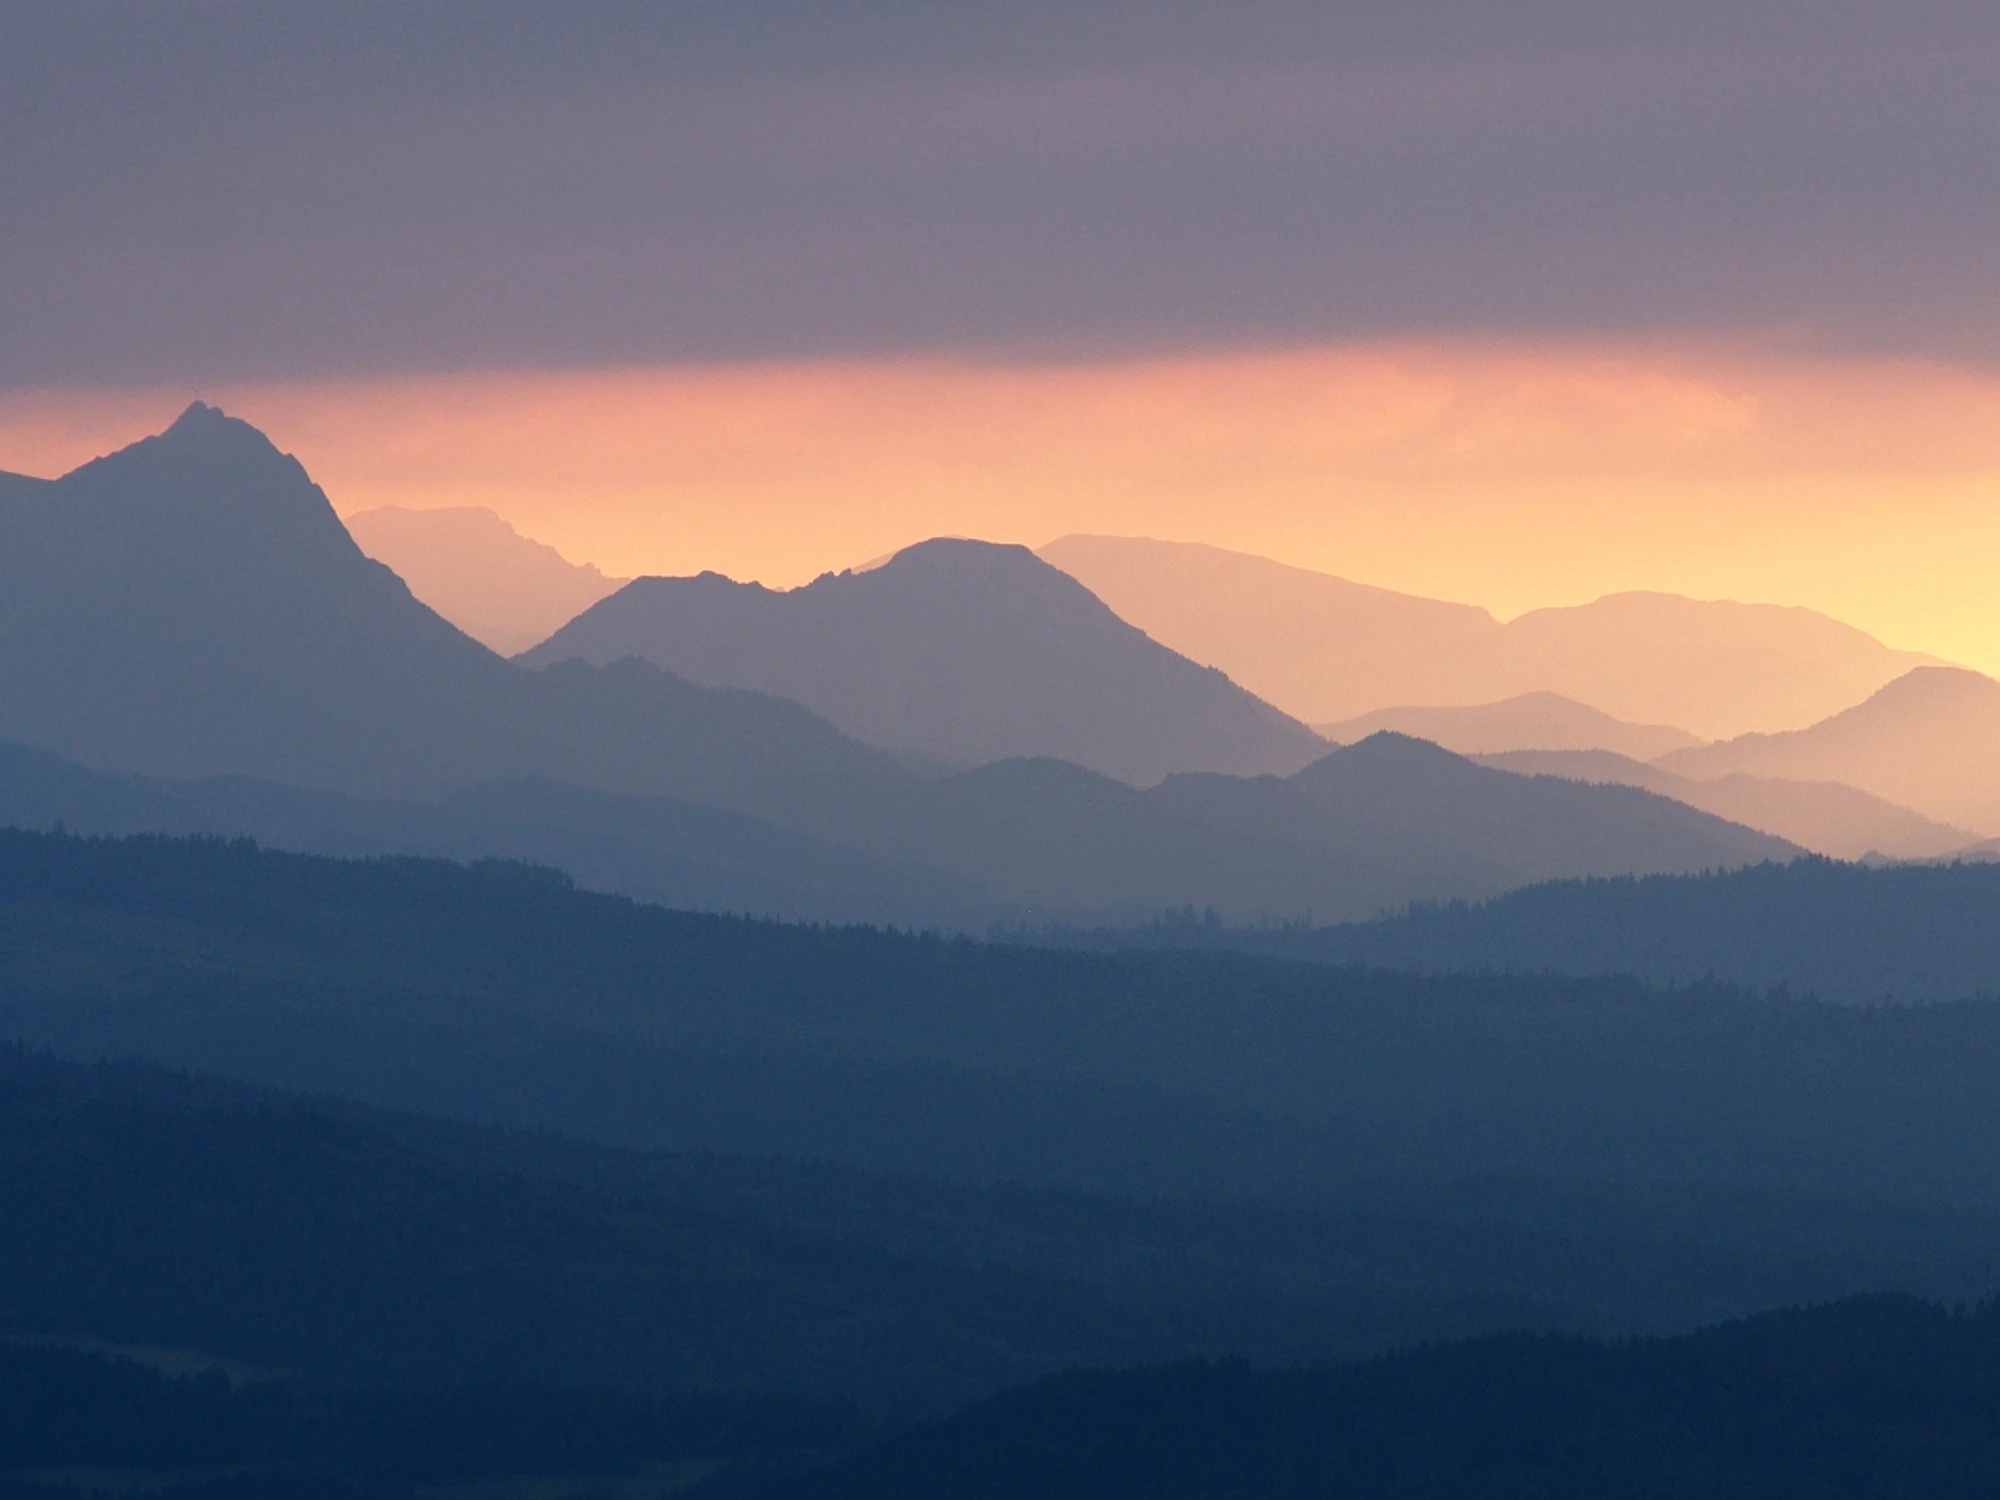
6, 0, 1999, 385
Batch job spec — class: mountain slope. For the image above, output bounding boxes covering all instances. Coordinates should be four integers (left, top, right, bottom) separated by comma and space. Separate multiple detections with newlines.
16, 830, 2000, 1212
1040, 535, 1936, 738
521, 539, 1327, 785
0, 738, 994, 928
1210, 859, 2000, 1006
344, 504, 627, 655
1138, 734, 1794, 913
786, 735, 1796, 924
790, 1298, 2000, 1500
0, 403, 916, 818
0, 730, 1796, 930
1659, 667, 2000, 836
1321, 692, 1703, 759
1037, 534, 1498, 729
1474, 748, 1975, 861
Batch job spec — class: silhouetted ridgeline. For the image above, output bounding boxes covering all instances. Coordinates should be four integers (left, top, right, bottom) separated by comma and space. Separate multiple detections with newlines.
0, 409, 1802, 927
0, 1339, 843, 1498
519, 538, 1328, 785
14, 830, 2000, 1212
773, 1297, 2000, 1500
0, 716, 1800, 929
11, 836, 2000, 1493
0, 1045, 1290, 1415
1039, 534, 1935, 738
1051, 859, 2000, 1005
4, 1045, 1999, 1497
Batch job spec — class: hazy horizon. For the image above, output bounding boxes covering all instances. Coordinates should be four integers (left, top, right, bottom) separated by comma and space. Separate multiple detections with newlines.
3, 353, 1997, 677
5, 2, 1999, 674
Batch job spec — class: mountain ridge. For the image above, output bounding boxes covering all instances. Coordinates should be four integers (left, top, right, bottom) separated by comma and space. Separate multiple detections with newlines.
1040, 534, 1940, 738
0, 406, 1805, 926
1660, 666, 2000, 836
0, 402, 921, 818
1471, 747, 1976, 861
344, 502, 628, 655
521, 538, 1328, 785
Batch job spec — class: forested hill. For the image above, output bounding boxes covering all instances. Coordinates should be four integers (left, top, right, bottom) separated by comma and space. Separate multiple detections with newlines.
779, 1296, 2000, 1500
17, 830, 2000, 1213
1057, 857, 2000, 1005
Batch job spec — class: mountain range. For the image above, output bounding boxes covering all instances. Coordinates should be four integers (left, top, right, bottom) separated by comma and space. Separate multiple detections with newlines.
0, 403, 911, 823
520, 540, 1328, 785
1040, 534, 1939, 738
0, 404, 1799, 925
0, 730, 1795, 929
344, 503, 627, 655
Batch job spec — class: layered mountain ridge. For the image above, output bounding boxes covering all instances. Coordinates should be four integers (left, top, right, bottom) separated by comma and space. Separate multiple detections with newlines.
0, 402, 914, 820
345, 503, 628, 655
1041, 534, 1939, 738
0, 405, 1804, 926
1661, 666, 2000, 837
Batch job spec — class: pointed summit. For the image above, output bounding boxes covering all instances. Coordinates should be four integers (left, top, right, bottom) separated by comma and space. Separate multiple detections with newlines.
155, 399, 278, 456
168, 398, 226, 430
0, 409, 910, 809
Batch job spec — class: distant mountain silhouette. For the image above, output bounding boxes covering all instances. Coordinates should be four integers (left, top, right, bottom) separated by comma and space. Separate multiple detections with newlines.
0, 403, 914, 819
0, 732, 1795, 929
1134, 734, 1796, 914
0, 408, 1798, 925
1473, 749, 1975, 862
1321, 692, 1703, 759
520, 540, 1328, 784
1659, 667, 2000, 837
1040, 535, 1937, 738
687, 733, 1795, 924
0, 738, 992, 929
344, 503, 626, 655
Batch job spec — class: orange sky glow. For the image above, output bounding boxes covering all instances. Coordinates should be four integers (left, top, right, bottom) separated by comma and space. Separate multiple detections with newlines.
3, 339, 1997, 676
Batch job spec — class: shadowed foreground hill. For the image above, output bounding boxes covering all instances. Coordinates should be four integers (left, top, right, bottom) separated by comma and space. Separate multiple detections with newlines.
1087, 859, 2000, 1007
12, 831, 2000, 1211
0, 1048, 1590, 1420
4, 1049, 1997, 1496
520, 539, 1327, 784
778, 1297, 2000, 1500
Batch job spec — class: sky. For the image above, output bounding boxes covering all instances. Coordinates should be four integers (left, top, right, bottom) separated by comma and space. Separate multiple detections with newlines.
4, 1, 1999, 670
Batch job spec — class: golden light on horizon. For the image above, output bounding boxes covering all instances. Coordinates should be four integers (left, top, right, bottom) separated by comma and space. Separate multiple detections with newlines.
3, 339, 1998, 675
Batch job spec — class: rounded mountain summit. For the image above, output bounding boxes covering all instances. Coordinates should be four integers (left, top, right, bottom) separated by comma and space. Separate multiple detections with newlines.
519, 539, 1330, 786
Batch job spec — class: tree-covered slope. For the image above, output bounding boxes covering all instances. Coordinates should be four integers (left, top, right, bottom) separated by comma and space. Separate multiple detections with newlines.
9, 830, 2000, 1211
782, 1297, 2000, 1500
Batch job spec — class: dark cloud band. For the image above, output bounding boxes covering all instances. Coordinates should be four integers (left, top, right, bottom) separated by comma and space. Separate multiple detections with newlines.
4, 1, 1996, 382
